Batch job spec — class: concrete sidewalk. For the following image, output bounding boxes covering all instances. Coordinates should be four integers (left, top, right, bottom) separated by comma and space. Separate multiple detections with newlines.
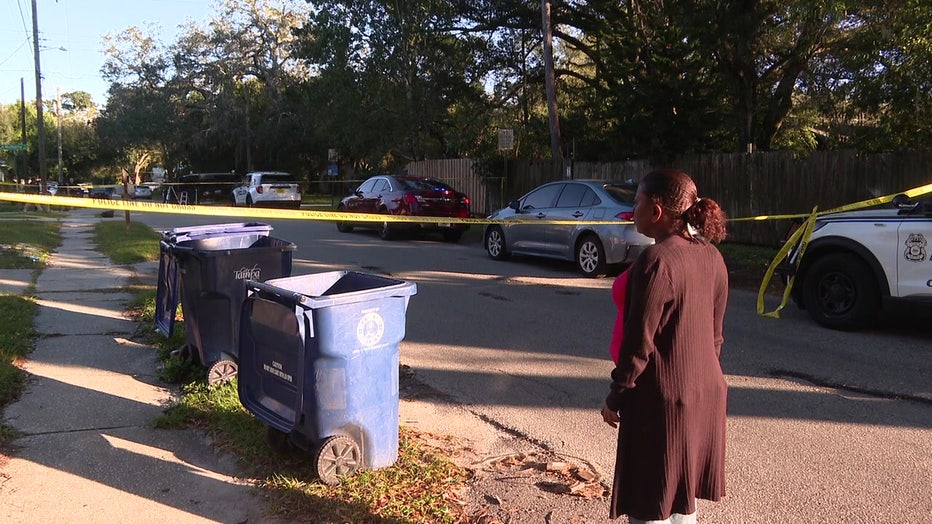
0, 208, 273, 523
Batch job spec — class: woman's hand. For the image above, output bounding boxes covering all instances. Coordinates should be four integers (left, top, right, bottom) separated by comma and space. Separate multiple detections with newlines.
601, 404, 620, 428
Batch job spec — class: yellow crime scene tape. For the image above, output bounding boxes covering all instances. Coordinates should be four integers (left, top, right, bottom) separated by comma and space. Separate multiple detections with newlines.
0, 191, 629, 226
3, 180, 931, 320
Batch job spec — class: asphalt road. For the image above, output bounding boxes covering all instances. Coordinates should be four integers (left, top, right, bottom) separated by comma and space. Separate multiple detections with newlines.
136, 211, 932, 523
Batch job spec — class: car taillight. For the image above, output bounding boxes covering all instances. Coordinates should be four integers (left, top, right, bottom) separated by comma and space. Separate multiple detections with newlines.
256, 186, 264, 194
296, 184, 302, 194
616, 211, 634, 220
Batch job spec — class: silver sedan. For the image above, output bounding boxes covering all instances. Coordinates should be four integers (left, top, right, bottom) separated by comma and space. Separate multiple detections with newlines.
484, 180, 653, 277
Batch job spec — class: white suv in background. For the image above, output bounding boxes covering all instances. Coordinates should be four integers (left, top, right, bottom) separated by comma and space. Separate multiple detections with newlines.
231, 171, 302, 208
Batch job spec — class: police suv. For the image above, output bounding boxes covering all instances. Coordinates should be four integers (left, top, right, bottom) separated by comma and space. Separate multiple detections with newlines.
780, 194, 932, 330
231, 171, 302, 209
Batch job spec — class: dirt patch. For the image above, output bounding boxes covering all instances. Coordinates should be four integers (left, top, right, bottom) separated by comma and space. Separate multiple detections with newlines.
400, 369, 613, 523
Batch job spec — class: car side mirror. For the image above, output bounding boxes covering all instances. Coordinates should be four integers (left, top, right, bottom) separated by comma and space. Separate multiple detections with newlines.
508, 200, 520, 211
892, 193, 922, 215
891, 194, 914, 209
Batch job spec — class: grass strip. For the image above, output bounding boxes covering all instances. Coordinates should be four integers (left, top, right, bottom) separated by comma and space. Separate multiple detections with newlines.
153, 380, 469, 524
0, 219, 62, 269
0, 295, 39, 407
94, 220, 162, 264
0, 217, 60, 447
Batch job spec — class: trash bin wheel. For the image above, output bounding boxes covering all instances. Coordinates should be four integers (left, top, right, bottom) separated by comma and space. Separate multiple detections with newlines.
314, 435, 361, 485
206, 359, 238, 385
265, 426, 294, 454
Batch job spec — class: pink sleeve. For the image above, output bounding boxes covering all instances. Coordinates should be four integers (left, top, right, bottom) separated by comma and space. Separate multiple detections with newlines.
609, 269, 629, 364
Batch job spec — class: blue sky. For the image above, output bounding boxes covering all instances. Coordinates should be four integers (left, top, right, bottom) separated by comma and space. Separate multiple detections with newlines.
0, 0, 214, 106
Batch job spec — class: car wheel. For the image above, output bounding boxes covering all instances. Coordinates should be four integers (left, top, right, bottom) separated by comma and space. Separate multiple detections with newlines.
801, 252, 879, 330
442, 230, 463, 243
378, 208, 394, 240
576, 234, 607, 277
485, 226, 509, 260
378, 221, 393, 240
246, 195, 254, 207
230, 195, 238, 207
336, 205, 353, 233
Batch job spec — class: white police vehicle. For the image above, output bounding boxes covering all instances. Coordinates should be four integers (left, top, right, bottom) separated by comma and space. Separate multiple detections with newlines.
780, 194, 932, 330
231, 171, 302, 209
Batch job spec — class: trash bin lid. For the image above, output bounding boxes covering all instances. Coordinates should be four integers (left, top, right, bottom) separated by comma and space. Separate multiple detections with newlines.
257, 270, 416, 309
174, 234, 296, 254
161, 222, 272, 243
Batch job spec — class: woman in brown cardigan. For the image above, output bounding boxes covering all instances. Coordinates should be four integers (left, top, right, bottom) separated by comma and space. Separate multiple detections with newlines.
601, 168, 729, 523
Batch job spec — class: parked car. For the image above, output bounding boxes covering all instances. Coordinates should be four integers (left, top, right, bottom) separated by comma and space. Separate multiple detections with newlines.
776, 193, 932, 330
231, 171, 302, 208
89, 186, 115, 199
335, 174, 471, 242
110, 186, 130, 199
484, 180, 654, 277
132, 185, 152, 199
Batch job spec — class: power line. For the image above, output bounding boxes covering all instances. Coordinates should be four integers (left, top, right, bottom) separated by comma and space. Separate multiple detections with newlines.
14, 0, 30, 37
0, 37, 30, 67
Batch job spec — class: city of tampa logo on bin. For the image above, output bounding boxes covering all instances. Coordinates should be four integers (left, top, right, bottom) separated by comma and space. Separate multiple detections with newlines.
234, 265, 261, 280
357, 308, 385, 348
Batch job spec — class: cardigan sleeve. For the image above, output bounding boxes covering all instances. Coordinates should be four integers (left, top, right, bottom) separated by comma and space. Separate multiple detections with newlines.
714, 264, 727, 358
605, 251, 672, 412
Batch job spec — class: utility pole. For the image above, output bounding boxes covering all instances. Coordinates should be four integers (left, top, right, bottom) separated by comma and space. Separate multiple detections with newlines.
31, 0, 48, 185
20, 79, 28, 182
540, 0, 563, 163
56, 88, 63, 184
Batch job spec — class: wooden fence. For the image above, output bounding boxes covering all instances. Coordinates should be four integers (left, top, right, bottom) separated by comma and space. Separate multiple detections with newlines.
405, 150, 932, 245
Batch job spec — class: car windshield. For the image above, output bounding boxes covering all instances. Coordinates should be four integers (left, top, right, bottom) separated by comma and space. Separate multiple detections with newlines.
603, 184, 638, 205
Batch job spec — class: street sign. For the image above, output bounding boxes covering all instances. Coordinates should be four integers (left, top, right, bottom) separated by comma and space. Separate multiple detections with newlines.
498, 129, 514, 151
1, 143, 28, 151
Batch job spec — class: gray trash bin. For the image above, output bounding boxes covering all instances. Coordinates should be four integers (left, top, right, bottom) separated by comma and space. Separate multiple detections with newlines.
155, 223, 295, 384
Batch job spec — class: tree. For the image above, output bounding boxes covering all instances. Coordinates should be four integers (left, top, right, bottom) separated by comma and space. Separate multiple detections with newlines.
99, 0, 316, 176
296, 0, 495, 170
825, 1, 932, 150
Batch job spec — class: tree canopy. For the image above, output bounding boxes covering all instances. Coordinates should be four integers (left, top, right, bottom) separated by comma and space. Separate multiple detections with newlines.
4, 0, 930, 182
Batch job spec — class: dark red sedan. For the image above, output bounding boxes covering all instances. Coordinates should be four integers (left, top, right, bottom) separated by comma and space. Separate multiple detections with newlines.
336, 174, 471, 242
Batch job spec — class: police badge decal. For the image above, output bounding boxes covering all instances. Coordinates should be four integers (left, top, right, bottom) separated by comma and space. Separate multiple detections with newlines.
903, 233, 927, 262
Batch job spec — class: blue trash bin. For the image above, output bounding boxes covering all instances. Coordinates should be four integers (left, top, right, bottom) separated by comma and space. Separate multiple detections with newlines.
155, 223, 295, 384
238, 270, 417, 484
